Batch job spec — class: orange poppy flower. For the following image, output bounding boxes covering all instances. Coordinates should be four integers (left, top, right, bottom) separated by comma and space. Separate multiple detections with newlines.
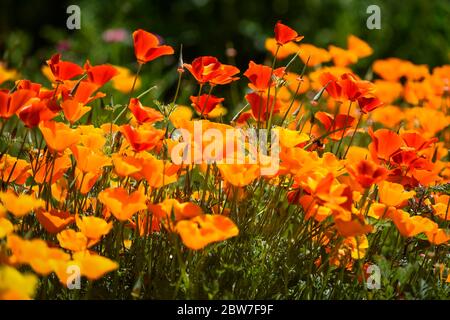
57, 229, 89, 252
315, 111, 355, 141
208, 64, 240, 86
112, 153, 143, 177
0, 155, 31, 184
319, 72, 382, 113
0, 265, 38, 300
33, 153, 71, 184
7, 234, 70, 275
128, 98, 163, 125
71, 145, 111, 174
175, 214, 239, 250
60, 99, 91, 124
0, 217, 13, 238
370, 105, 404, 127
372, 58, 409, 82
46, 53, 84, 82
61, 80, 105, 106
120, 124, 164, 153
36, 209, 75, 234
75, 214, 112, 240
183, 56, 221, 84
277, 126, 310, 148
426, 228, 450, 245
190, 94, 224, 116
334, 217, 373, 238
265, 38, 300, 59
39, 121, 80, 153
298, 44, 331, 67
245, 92, 281, 121
346, 159, 388, 188
0, 191, 44, 217
432, 195, 450, 221
84, 61, 118, 87
132, 29, 174, 64
148, 198, 203, 229
244, 61, 285, 92
377, 181, 416, 208
217, 162, 260, 187
347, 35, 373, 59
0, 88, 36, 119
17, 98, 57, 128
390, 209, 437, 238
74, 169, 100, 195
274, 21, 304, 46
328, 45, 358, 67
98, 187, 147, 221
169, 105, 193, 128
72, 252, 119, 280
368, 128, 404, 162
131, 153, 179, 188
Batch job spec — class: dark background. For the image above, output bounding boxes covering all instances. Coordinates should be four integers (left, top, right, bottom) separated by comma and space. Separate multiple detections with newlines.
0, 0, 449, 103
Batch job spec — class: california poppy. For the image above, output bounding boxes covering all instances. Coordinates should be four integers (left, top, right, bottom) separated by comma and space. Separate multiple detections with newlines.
245, 92, 281, 121
18, 98, 57, 128
7, 234, 70, 276
175, 214, 239, 250
209, 64, 240, 86
315, 111, 355, 141
217, 162, 260, 187
183, 56, 221, 84
39, 121, 80, 153
36, 209, 74, 234
347, 35, 373, 59
368, 128, 404, 162
190, 94, 224, 116
0, 89, 36, 119
132, 29, 174, 64
112, 153, 143, 177
377, 181, 415, 208
148, 198, 203, 230
120, 124, 164, 153
0, 155, 31, 184
60, 99, 91, 124
84, 61, 118, 87
71, 145, 111, 174
244, 61, 285, 92
319, 72, 383, 113
57, 229, 89, 252
0, 191, 44, 217
75, 214, 112, 240
346, 159, 388, 188
46, 53, 84, 82
274, 21, 304, 46
98, 187, 147, 221
128, 98, 164, 124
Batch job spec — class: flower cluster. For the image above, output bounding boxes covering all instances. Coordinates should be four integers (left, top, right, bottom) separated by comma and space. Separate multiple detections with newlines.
0, 21, 448, 299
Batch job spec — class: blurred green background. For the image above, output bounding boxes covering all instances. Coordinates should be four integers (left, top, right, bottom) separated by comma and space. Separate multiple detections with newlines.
0, 0, 449, 105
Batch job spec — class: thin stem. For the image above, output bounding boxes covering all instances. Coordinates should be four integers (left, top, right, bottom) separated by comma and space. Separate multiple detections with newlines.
342, 111, 363, 159
113, 63, 143, 124
334, 101, 352, 156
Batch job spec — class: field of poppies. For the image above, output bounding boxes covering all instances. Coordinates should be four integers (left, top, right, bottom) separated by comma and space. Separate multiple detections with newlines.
0, 20, 449, 300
